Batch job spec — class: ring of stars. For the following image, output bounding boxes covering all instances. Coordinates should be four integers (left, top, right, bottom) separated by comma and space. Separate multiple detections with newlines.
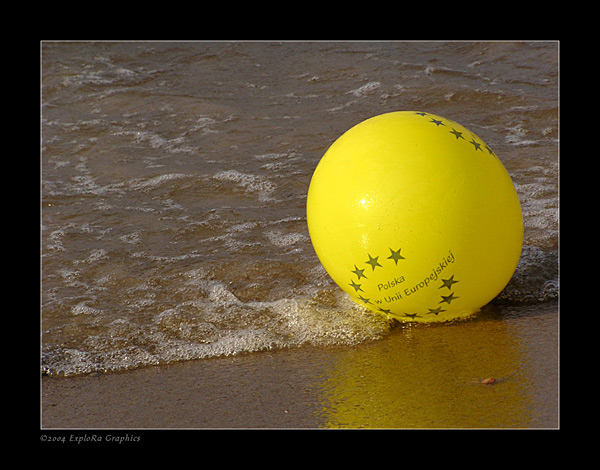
347, 246, 461, 322
413, 111, 496, 158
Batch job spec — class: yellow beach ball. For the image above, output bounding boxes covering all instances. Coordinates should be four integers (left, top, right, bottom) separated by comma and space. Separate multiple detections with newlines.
306, 111, 523, 322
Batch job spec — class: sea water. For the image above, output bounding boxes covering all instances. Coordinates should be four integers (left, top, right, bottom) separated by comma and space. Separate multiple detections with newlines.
41, 41, 558, 376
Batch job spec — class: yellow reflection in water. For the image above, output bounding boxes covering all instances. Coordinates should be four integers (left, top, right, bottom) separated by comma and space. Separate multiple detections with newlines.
317, 318, 531, 428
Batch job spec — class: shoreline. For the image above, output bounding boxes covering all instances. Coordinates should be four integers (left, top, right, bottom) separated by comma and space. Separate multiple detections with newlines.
41, 302, 558, 429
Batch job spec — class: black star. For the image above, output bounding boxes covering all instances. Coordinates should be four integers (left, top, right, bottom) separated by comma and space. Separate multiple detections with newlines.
414, 112, 428, 116
349, 280, 363, 292
358, 295, 371, 304
439, 275, 459, 290
439, 292, 459, 304
484, 145, 494, 155
449, 128, 465, 140
430, 118, 445, 127
469, 137, 482, 151
404, 313, 419, 319
387, 247, 405, 265
352, 265, 367, 280
365, 254, 382, 271
378, 307, 392, 314
427, 307, 446, 315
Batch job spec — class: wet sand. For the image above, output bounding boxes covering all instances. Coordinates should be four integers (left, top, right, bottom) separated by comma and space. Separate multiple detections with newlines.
41, 302, 558, 429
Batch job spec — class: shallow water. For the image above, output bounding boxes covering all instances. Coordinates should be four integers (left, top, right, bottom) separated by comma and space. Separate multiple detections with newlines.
41, 41, 558, 377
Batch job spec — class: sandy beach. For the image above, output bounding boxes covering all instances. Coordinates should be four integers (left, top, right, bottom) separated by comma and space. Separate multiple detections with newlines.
41, 302, 558, 429
41, 42, 559, 435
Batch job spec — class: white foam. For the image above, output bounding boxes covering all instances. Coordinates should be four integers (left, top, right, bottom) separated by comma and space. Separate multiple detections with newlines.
113, 129, 197, 154
71, 301, 103, 316
265, 229, 307, 247
513, 165, 558, 243
72, 249, 108, 266
265, 295, 390, 347
212, 169, 276, 202
327, 100, 358, 112
253, 152, 290, 160
229, 222, 259, 233
120, 232, 142, 245
505, 123, 541, 146
47, 228, 66, 252
200, 280, 242, 306
348, 81, 381, 97
128, 173, 190, 191
185, 116, 219, 135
